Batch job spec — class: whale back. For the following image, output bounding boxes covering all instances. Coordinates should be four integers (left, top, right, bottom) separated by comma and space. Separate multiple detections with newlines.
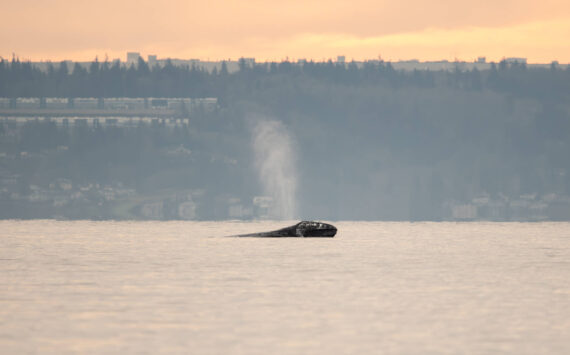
295, 221, 337, 237
231, 221, 337, 238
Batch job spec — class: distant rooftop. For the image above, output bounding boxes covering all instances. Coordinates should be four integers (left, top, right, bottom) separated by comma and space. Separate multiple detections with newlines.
18, 53, 568, 73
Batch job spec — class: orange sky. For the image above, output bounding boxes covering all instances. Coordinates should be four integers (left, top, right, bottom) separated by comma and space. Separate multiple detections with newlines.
1, 0, 569, 63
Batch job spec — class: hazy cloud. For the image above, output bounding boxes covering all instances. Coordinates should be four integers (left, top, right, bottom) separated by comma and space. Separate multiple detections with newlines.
1, 0, 569, 61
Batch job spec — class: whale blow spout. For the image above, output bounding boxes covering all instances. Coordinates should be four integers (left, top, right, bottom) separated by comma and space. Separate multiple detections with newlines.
231, 221, 337, 238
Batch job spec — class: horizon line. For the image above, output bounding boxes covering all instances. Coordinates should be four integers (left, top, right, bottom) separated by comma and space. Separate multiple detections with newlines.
1, 54, 564, 65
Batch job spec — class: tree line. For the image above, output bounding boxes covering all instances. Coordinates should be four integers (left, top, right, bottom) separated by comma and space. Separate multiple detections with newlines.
1, 56, 569, 104
1, 55, 569, 220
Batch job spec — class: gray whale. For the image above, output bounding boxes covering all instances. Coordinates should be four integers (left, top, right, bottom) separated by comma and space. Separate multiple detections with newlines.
231, 221, 337, 238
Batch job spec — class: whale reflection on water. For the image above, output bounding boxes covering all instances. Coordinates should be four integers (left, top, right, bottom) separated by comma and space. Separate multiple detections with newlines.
230, 221, 337, 238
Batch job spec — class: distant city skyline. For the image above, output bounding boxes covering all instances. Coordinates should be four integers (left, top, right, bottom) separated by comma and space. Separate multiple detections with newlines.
1, 0, 569, 63
2, 52, 558, 67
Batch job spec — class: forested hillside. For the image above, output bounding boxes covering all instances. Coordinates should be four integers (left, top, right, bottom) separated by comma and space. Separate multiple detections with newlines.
1, 58, 569, 220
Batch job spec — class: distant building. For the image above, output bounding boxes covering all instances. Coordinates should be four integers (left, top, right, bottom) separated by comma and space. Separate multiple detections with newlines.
74, 98, 99, 109
178, 200, 197, 219
476, 57, 486, 63
127, 52, 141, 65
0, 97, 218, 120
505, 57, 527, 64
337, 55, 346, 63
148, 55, 157, 66
15, 98, 41, 109
103, 98, 145, 110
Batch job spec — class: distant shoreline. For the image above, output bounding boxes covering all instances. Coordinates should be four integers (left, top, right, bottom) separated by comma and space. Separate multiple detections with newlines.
23, 58, 568, 74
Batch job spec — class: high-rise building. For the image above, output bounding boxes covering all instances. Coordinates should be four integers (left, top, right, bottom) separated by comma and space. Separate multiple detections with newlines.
127, 52, 141, 65
505, 57, 527, 64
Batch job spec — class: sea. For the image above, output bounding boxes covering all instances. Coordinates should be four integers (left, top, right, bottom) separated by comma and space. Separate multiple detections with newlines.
1, 221, 569, 354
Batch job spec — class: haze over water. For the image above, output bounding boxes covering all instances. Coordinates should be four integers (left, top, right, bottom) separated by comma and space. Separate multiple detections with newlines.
1, 221, 569, 354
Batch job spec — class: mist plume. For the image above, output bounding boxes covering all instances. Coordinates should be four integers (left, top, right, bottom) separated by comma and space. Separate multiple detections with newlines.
252, 119, 297, 220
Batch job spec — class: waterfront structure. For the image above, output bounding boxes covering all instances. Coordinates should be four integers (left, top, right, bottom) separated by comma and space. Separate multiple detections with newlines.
0, 97, 218, 118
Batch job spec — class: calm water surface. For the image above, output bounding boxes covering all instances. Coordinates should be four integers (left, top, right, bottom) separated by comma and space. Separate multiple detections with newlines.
1, 221, 569, 354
